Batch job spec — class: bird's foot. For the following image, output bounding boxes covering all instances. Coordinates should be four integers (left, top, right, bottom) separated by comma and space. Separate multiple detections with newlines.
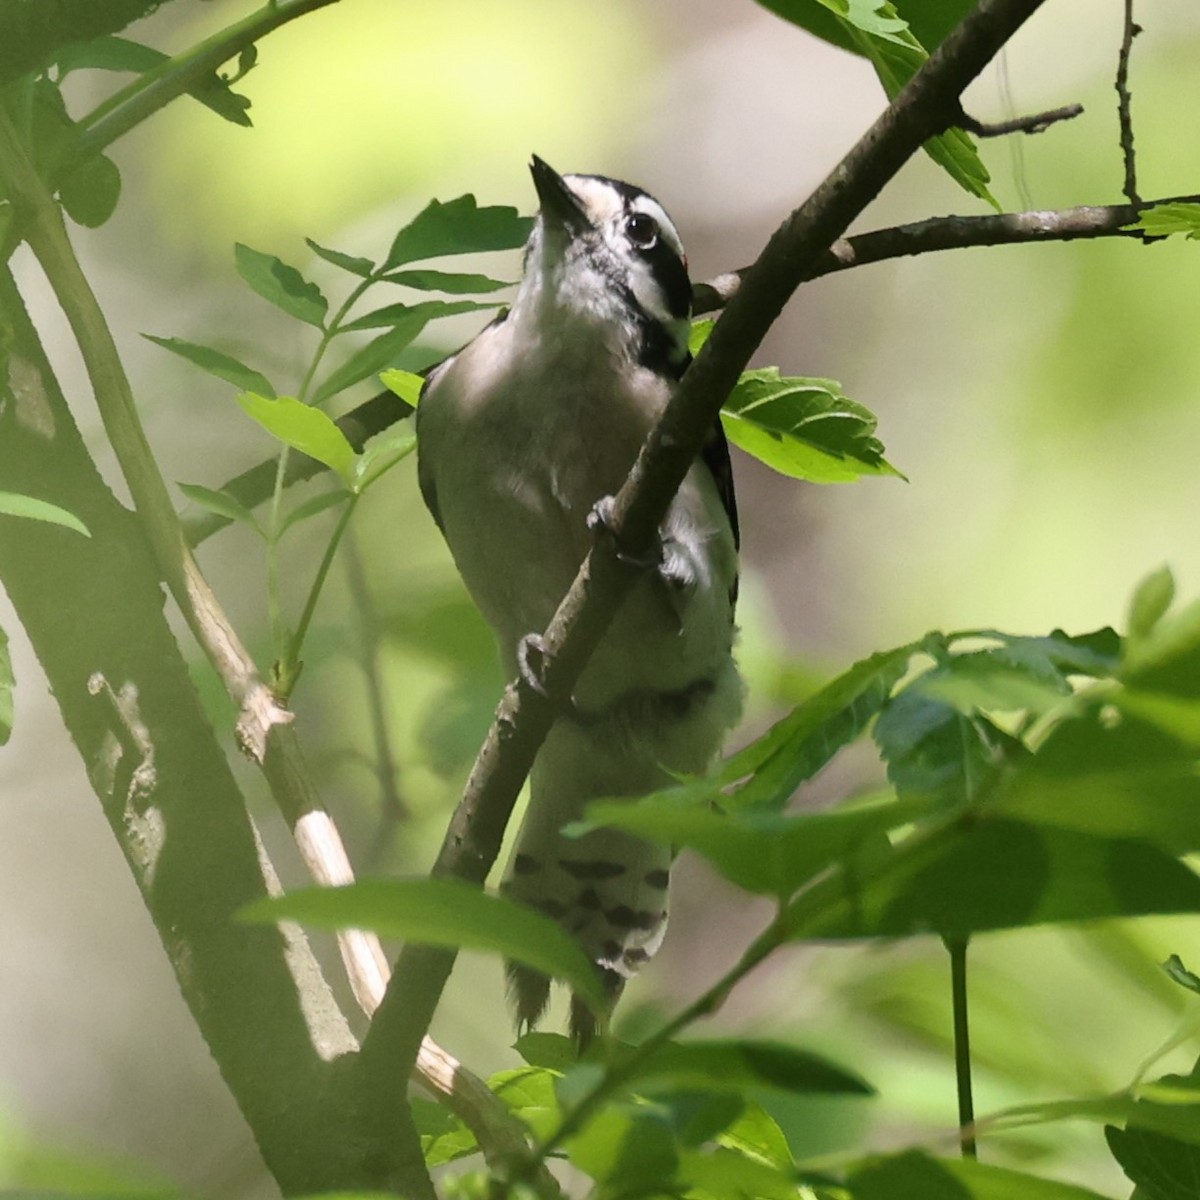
516, 633, 553, 698
587, 495, 662, 571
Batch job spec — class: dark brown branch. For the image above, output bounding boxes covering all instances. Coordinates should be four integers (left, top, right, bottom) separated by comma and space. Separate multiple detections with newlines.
1116, 0, 1141, 205
358, 0, 1056, 1105
691, 193, 1200, 312
957, 102, 1083, 137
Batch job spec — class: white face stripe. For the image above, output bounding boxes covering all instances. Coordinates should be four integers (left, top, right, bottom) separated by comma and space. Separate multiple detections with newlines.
562, 175, 686, 262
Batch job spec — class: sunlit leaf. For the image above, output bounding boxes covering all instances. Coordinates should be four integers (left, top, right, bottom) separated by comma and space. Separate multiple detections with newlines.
241, 878, 607, 1010
410, 1099, 478, 1168
379, 368, 425, 409
384, 195, 533, 269
0, 491, 90, 537
235, 392, 355, 487
677, 1144, 801, 1200
1124, 203, 1200, 241
235, 243, 328, 328
143, 334, 276, 397
720, 368, 898, 482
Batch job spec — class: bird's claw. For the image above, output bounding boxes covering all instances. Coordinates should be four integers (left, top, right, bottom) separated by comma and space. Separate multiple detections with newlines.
516, 633, 553, 698
587, 495, 662, 571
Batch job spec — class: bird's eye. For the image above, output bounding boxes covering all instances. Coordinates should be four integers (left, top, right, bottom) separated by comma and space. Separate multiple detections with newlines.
626, 213, 659, 249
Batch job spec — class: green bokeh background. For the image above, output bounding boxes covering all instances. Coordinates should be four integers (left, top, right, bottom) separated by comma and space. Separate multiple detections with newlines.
4, 0, 1200, 1195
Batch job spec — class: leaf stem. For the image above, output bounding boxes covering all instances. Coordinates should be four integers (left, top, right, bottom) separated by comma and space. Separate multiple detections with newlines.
946, 936, 978, 1158
278, 492, 358, 701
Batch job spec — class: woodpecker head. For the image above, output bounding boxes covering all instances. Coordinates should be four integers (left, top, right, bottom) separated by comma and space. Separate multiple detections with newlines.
521, 155, 692, 377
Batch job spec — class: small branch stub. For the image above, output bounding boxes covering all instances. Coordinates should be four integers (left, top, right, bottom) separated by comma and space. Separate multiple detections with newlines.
958, 101, 1084, 137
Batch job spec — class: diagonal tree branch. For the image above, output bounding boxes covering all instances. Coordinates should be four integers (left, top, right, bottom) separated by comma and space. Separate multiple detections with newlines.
359, 0, 1057, 1103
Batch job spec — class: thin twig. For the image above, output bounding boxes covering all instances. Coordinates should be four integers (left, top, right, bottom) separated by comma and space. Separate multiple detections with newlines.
359, 0, 1058, 1100
957, 101, 1083, 137
1116, 0, 1141, 205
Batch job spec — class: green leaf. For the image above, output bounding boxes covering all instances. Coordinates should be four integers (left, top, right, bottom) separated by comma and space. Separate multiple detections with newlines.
0, 491, 90, 537
384, 194, 533, 269
176, 482, 262, 534
1121, 592, 1200, 699
1107, 1123, 1200, 1200
566, 1104, 678, 1192
234, 244, 328, 328
410, 1099, 478, 1168
677, 1144, 800, 1200
718, 1099, 793, 1170
619, 1038, 872, 1098
305, 237, 375, 278
340, 297, 497, 334
0, 624, 13, 747
143, 334, 276, 397
997, 710, 1200, 853
1124, 203, 1200, 241
720, 368, 898, 482
791, 817, 1200, 941
240, 878, 607, 1011
756, 1, 995, 206
353, 427, 417, 493
55, 35, 167, 75
1129, 565, 1177, 643
514, 1031, 577, 1072
850, 1147, 1112, 1199
689, 318, 716, 355
312, 320, 439, 406
585, 790, 928, 898
278, 489, 349, 536
379, 368, 425, 408
235, 393, 355, 487
381, 268, 514, 293
719, 641, 921, 806
873, 686, 1021, 807
1163, 954, 1200, 996
59, 152, 121, 228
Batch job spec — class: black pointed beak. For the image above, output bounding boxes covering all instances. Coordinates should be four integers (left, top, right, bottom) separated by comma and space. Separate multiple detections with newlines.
530, 155, 591, 236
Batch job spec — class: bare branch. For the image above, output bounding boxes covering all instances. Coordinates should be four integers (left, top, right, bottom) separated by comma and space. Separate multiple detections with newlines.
957, 101, 1083, 137
359, 0, 1058, 1092
1117, 0, 1142, 205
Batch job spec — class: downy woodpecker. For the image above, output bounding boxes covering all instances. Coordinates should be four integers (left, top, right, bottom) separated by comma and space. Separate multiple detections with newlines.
416, 157, 742, 1041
